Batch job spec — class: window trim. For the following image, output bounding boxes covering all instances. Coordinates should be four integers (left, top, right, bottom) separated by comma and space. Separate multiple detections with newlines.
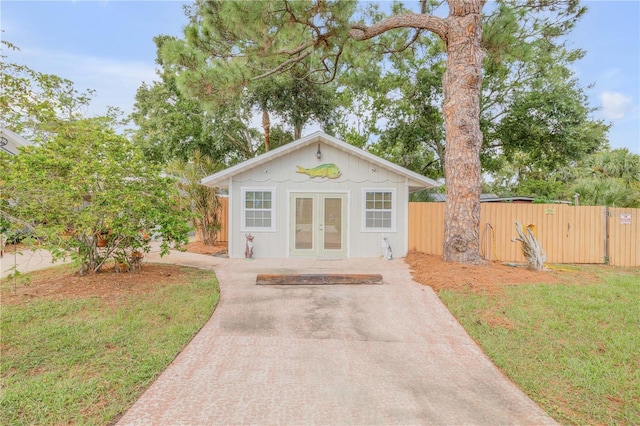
361, 188, 396, 232
241, 187, 276, 232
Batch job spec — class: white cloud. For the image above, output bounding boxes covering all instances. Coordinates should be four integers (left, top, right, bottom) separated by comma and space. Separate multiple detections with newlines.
600, 91, 633, 120
8, 47, 159, 117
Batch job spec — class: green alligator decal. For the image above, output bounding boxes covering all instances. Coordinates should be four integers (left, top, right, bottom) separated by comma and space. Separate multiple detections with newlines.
296, 163, 342, 179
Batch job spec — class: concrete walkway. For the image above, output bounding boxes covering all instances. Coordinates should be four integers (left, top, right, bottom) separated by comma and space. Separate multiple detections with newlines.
0, 247, 68, 278
118, 249, 556, 426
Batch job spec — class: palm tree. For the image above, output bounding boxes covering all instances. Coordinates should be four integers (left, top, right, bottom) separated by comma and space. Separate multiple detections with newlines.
167, 151, 223, 245
587, 148, 640, 183
572, 149, 640, 207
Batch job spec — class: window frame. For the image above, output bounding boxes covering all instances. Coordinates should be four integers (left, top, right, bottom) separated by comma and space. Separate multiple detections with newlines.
241, 187, 277, 232
361, 188, 396, 232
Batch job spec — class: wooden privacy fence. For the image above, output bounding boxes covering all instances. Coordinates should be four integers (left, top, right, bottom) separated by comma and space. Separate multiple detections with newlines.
608, 207, 640, 267
408, 203, 640, 267
214, 196, 229, 243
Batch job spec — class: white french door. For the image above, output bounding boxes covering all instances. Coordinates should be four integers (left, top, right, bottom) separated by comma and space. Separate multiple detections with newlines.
290, 192, 347, 257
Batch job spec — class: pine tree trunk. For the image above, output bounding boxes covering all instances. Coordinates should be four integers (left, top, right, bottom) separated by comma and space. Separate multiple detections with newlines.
442, 0, 485, 264
262, 108, 271, 152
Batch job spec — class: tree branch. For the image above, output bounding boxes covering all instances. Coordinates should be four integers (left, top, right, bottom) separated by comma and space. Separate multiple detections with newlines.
251, 49, 313, 80
349, 13, 448, 42
377, 28, 424, 55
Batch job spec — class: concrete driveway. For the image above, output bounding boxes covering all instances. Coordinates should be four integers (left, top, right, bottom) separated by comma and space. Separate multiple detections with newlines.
118, 251, 556, 425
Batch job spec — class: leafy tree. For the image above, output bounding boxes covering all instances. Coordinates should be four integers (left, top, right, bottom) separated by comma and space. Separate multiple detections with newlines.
0, 118, 191, 274
334, 3, 447, 177
487, 159, 570, 200
248, 66, 338, 141
159, 1, 340, 152
167, 151, 224, 245
1, 40, 95, 142
485, 53, 608, 186
158, 0, 586, 264
333, 2, 605, 198
131, 36, 259, 165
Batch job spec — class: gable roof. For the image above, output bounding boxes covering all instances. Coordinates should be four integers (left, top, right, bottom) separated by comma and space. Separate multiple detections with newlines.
201, 131, 439, 191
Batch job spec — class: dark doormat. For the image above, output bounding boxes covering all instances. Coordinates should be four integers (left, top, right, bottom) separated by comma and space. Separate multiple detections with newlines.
256, 273, 383, 285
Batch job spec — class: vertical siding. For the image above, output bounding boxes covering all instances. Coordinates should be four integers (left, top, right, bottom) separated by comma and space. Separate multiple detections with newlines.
408, 203, 625, 265
222, 142, 410, 258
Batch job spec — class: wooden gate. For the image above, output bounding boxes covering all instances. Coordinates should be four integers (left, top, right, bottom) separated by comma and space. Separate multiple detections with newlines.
607, 208, 640, 267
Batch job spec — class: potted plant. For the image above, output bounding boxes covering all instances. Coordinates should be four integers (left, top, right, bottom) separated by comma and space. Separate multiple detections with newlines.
113, 252, 129, 273
96, 231, 108, 248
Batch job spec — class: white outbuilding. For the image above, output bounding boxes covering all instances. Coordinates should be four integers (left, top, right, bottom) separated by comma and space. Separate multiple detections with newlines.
201, 131, 438, 259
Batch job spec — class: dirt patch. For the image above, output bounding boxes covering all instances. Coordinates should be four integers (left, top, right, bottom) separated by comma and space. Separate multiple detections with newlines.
405, 250, 563, 295
182, 241, 227, 256
1, 240, 227, 306
1, 264, 193, 307
1, 241, 225, 307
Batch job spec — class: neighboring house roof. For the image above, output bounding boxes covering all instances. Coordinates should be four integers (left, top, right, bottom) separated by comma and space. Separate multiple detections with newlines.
0, 128, 32, 155
428, 194, 571, 204
201, 131, 440, 192
480, 196, 536, 203
429, 193, 501, 202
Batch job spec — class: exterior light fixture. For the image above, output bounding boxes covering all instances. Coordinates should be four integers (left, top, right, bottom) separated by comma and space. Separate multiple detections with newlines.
316, 144, 322, 160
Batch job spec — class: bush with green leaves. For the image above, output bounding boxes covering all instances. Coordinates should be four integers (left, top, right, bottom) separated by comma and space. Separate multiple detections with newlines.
0, 118, 191, 273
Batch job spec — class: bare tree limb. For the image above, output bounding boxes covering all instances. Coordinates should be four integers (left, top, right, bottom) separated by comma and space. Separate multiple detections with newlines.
349, 13, 448, 42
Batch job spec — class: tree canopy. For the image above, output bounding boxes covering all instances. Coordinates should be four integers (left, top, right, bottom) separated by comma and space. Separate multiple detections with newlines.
0, 117, 191, 273
1, 40, 95, 142
131, 35, 263, 165
157, 0, 591, 264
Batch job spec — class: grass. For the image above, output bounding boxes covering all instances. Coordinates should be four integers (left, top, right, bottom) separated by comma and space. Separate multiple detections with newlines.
439, 266, 640, 425
0, 266, 219, 426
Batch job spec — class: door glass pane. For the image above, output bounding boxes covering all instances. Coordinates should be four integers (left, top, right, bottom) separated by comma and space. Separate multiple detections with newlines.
324, 198, 342, 250
295, 198, 313, 250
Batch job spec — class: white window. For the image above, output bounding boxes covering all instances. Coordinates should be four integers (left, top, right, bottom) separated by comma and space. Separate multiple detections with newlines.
363, 189, 396, 231
241, 188, 276, 231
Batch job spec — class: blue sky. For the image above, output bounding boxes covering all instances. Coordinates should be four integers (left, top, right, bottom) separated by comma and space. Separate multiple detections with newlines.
2, 0, 638, 154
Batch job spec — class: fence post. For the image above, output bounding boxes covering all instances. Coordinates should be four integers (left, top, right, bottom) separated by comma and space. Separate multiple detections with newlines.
603, 206, 609, 264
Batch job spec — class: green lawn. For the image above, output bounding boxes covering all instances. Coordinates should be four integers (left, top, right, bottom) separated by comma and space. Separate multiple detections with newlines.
439, 266, 640, 425
2, 262, 637, 425
0, 266, 219, 426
